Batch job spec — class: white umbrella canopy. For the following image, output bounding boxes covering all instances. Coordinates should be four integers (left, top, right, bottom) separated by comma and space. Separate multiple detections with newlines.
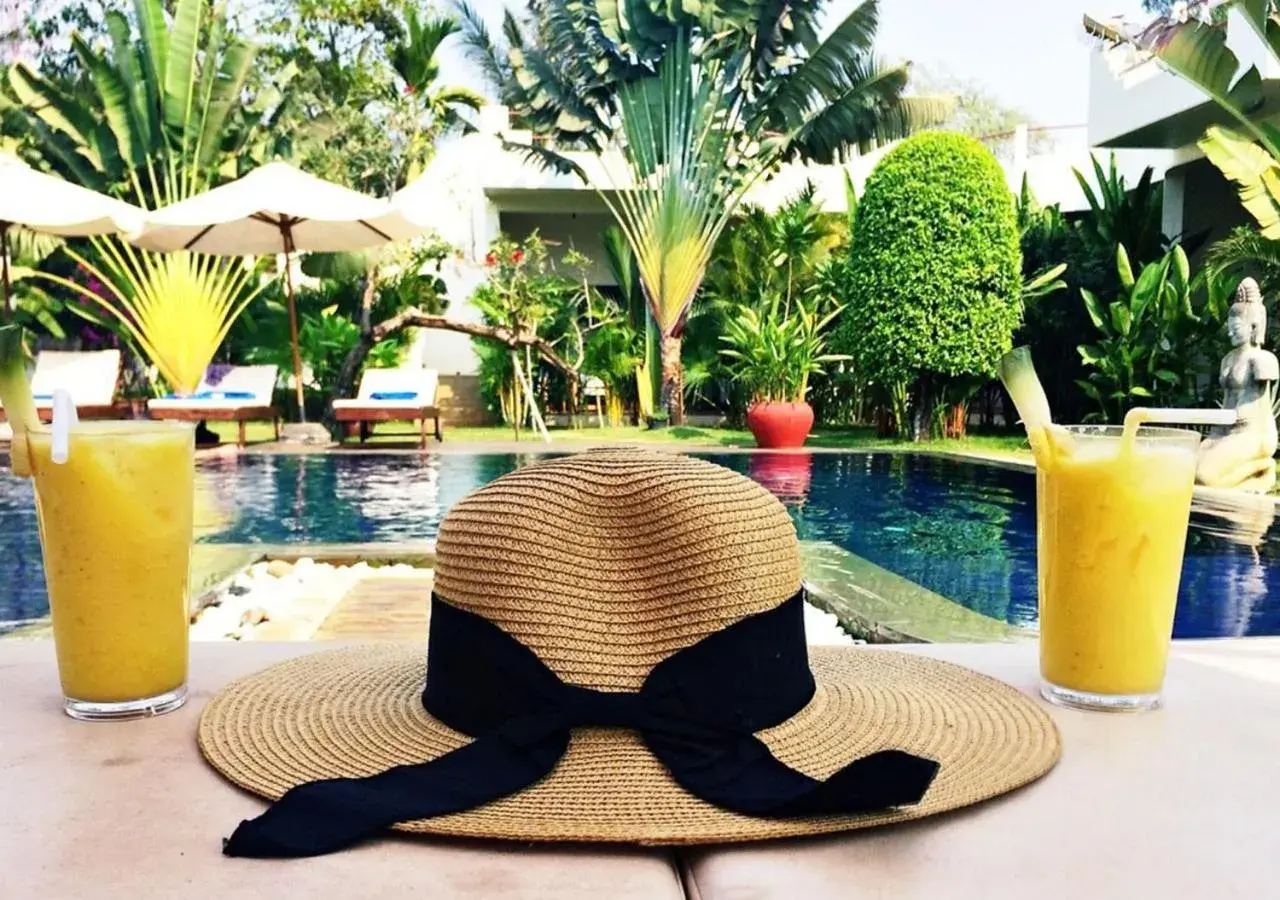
0, 154, 145, 321
130, 162, 427, 254
129, 162, 430, 418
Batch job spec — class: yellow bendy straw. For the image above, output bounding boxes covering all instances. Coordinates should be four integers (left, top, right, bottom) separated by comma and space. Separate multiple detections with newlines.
997, 346, 1071, 467
0, 324, 46, 477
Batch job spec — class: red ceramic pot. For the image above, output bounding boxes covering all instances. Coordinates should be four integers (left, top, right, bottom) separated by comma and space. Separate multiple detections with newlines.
745, 401, 814, 449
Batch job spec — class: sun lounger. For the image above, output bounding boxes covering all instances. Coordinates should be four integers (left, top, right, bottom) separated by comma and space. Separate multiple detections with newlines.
332, 367, 443, 448
0, 349, 122, 424
148, 364, 279, 448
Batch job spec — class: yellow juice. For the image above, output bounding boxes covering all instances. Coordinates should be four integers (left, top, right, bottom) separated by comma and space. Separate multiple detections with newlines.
1038, 426, 1199, 700
27, 422, 194, 705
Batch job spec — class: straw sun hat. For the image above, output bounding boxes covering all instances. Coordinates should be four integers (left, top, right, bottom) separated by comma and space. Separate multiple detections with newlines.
199, 449, 1060, 857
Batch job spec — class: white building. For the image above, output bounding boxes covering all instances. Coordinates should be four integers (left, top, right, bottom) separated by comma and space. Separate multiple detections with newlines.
1086, 5, 1271, 246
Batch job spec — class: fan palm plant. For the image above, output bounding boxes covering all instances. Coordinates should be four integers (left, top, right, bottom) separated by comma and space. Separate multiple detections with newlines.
457, 0, 947, 167
5, 0, 284, 393
598, 38, 755, 419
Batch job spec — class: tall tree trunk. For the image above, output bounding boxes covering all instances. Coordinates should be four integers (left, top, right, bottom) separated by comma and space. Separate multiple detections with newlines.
659, 332, 684, 425
910, 377, 937, 442
359, 266, 378, 332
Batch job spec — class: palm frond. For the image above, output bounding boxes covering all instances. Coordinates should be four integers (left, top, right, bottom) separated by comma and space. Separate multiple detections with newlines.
769, 0, 881, 125
451, 1, 510, 95
501, 139, 589, 181
1205, 226, 1280, 297
784, 61, 950, 162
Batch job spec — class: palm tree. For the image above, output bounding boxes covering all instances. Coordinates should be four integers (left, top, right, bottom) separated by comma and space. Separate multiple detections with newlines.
455, 0, 948, 420
455, 0, 948, 166
387, 7, 485, 186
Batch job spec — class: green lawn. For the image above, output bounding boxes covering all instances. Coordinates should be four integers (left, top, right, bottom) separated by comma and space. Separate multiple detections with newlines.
208, 419, 1032, 461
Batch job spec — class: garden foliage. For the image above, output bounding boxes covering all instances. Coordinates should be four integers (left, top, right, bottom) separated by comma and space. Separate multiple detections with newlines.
1077, 243, 1239, 422
831, 131, 1021, 436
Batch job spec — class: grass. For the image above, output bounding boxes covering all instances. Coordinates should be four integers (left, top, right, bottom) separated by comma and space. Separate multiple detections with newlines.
208, 420, 1033, 461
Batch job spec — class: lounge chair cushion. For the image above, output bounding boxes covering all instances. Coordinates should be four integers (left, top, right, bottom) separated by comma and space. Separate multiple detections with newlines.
164, 390, 256, 401
28, 350, 121, 408
332, 368, 439, 412
149, 365, 278, 412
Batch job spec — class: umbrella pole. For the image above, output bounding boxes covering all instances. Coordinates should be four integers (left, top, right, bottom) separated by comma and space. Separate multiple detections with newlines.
281, 231, 306, 424
1, 225, 11, 324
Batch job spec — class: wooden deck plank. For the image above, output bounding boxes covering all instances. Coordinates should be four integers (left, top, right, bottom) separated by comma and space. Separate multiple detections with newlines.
313, 575, 434, 641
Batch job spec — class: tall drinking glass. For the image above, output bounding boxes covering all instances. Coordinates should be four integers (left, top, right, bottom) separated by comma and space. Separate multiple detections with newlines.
26, 421, 195, 720
1037, 424, 1201, 712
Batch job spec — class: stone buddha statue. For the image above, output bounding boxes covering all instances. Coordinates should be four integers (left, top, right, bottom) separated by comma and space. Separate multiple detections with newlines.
1196, 278, 1279, 493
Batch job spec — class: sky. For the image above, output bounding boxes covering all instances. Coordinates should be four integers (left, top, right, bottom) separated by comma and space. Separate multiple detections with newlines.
436, 0, 1152, 129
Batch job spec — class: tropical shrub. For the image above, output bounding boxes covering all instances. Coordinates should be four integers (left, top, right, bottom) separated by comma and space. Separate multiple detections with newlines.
831, 131, 1022, 439
469, 232, 638, 432
1077, 243, 1239, 422
1014, 159, 1167, 424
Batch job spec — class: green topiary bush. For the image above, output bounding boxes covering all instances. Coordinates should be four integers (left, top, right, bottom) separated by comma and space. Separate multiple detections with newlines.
831, 130, 1022, 438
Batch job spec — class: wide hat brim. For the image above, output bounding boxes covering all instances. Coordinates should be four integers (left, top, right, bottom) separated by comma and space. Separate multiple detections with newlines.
199, 643, 1060, 844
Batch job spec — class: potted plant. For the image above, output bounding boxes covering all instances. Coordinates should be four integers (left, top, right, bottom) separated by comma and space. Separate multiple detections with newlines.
646, 410, 670, 430
719, 297, 847, 448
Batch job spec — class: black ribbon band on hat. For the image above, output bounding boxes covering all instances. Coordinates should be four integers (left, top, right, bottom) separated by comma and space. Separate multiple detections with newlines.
223, 589, 940, 858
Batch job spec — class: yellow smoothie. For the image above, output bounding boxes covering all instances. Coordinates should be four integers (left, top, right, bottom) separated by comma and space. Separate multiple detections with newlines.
27, 422, 194, 704
1037, 424, 1198, 698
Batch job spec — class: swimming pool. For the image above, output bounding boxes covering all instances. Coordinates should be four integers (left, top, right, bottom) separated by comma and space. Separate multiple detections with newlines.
3, 450, 1278, 638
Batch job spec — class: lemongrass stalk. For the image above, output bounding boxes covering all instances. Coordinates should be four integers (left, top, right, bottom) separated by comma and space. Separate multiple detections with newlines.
0, 325, 41, 477
998, 346, 1071, 466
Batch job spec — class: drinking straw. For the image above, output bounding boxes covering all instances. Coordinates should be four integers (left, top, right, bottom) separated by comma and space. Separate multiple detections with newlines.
1123, 407, 1238, 428
51, 388, 78, 465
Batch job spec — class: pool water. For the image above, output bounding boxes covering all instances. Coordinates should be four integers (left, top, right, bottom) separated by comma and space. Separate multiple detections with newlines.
3, 451, 1279, 638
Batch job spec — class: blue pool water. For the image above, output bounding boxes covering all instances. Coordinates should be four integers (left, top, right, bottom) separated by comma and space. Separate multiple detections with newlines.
3, 451, 1279, 638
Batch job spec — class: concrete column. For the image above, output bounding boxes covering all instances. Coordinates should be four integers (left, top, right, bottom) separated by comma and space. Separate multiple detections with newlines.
1162, 164, 1187, 244
1012, 123, 1030, 187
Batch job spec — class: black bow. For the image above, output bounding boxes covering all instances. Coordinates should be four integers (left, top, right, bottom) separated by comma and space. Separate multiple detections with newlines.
223, 591, 939, 857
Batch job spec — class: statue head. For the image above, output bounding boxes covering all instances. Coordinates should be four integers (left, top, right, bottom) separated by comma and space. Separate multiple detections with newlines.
1227, 277, 1267, 348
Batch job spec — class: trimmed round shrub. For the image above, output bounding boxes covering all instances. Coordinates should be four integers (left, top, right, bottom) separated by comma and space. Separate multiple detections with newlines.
832, 131, 1022, 389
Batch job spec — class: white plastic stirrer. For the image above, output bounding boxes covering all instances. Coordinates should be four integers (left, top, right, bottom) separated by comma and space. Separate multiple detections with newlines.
51, 388, 79, 465
1124, 407, 1238, 429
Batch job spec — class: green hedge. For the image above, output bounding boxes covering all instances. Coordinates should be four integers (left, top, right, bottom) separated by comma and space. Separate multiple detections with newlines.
832, 131, 1022, 387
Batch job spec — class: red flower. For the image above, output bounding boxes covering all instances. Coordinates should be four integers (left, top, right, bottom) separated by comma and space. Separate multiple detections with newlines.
403, 84, 416, 95
512, 249, 525, 264
485, 252, 498, 267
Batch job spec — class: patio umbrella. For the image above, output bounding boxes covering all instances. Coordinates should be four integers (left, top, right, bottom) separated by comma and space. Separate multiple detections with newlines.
129, 162, 429, 420
0, 154, 143, 321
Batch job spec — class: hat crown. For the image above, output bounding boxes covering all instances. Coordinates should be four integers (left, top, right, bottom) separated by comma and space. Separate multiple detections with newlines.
433, 450, 802, 690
